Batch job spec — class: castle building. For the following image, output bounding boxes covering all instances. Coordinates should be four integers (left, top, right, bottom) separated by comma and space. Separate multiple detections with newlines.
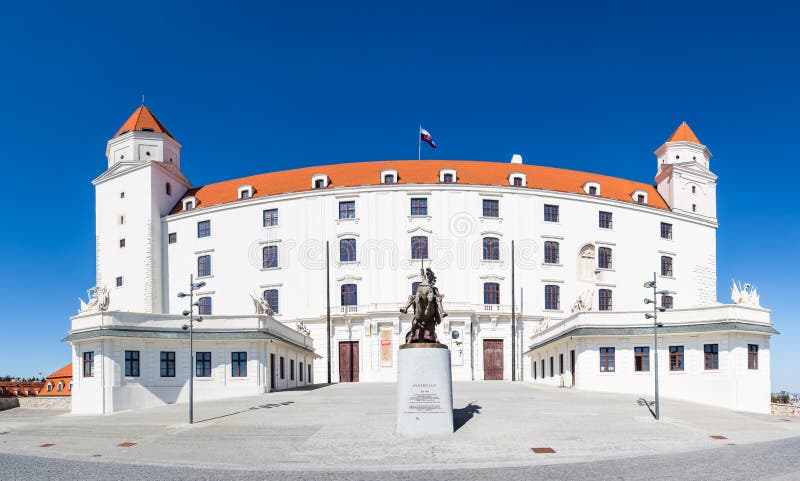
66, 106, 775, 414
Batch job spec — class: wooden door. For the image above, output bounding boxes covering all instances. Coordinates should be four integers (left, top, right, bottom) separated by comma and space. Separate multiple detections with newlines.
483, 339, 504, 380
270, 353, 276, 391
570, 350, 576, 386
338, 341, 360, 382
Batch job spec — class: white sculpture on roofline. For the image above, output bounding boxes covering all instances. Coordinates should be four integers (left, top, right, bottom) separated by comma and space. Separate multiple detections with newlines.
571, 289, 594, 313
731, 279, 760, 307
78, 285, 109, 314
250, 291, 274, 315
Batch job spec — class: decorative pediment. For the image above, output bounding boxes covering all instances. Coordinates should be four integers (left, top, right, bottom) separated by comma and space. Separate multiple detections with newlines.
407, 225, 433, 234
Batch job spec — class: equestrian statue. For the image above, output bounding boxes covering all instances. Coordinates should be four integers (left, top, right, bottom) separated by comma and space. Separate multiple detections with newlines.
400, 267, 448, 344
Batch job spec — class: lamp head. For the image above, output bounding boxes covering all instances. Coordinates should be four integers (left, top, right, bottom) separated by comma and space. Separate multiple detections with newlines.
182, 324, 189, 331
643, 298, 653, 304
192, 301, 199, 307
658, 307, 667, 312
657, 322, 664, 328
177, 292, 187, 298
192, 281, 206, 290
196, 316, 203, 323
182, 310, 190, 316
645, 313, 656, 319
643, 281, 656, 288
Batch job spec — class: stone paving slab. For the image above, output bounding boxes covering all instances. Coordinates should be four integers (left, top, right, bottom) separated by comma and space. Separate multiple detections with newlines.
0, 382, 798, 472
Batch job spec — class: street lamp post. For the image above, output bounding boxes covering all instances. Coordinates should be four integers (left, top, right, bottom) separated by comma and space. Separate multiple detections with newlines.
643, 272, 675, 421
177, 274, 206, 424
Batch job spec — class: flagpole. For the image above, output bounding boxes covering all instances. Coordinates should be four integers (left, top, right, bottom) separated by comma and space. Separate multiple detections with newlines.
418, 124, 421, 161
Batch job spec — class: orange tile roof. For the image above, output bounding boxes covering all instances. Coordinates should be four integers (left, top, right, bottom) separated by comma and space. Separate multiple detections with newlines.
171, 160, 668, 214
46, 364, 72, 379
667, 121, 701, 144
40, 364, 72, 397
115, 105, 174, 139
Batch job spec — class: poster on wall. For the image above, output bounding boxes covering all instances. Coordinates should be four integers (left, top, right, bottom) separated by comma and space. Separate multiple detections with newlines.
450, 327, 465, 366
380, 328, 393, 367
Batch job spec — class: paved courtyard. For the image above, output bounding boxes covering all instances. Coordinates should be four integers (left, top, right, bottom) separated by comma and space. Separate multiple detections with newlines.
1, 382, 799, 480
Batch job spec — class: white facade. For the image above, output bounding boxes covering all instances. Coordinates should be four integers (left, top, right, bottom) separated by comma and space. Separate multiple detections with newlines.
68, 108, 775, 414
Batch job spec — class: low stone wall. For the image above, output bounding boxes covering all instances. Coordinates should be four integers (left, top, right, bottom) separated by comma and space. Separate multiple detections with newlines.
18, 397, 71, 410
771, 403, 800, 417
0, 398, 20, 411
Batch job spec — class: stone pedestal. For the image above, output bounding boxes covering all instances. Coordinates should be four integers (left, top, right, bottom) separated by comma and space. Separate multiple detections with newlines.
396, 343, 454, 436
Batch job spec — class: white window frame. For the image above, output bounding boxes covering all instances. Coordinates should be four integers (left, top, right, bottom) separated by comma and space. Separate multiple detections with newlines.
508, 172, 527, 187
182, 196, 197, 211
439, 169, 457, 183
632, 190, 649, 204
380, 169, 398, 184
237, 185, 254, 199
311, 174, 329, 189
583, 181, 601, 195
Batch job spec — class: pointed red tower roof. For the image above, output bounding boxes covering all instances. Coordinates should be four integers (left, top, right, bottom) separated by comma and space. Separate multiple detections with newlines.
666, 121, 701, 144
114, 105, 174, 139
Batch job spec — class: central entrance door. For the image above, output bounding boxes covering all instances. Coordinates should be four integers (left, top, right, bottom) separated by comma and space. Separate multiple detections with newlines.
338, 341, 360, 382
483, 339, 504, 380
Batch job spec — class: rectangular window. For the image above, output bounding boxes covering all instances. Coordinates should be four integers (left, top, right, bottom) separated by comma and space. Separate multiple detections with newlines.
482, 199, 499, 218
661, 256, 673, 277
264, 289, 279, 314
290, 359, 295, 381
280, 357, 285, 379
483, 282, 500, 305
661, 295, 674, 309
410, 198, 428, 216
197, 220, 211, 238
533, 361, 537, 379
634, 346, 650, 372
599, 347, 615, 372
168, 232, 177, 244
550, 356, 554, 377
544, 241, 559, 264
263, 208, 279, 227
308, 364, 312, 383
660, 222, 672, 239
240, 189, 250, 199
483, 237, 500, 261
598, 246, 612, 269
338, 201, 356, 220
299, 362, 304, 381
341, 284, 358, 306
704, 344, 719, 370
198, 255, 212, 277
124, 350, 140, 377
599, 211, 612, 229
160, 351, 176, 377
119, 238, 126, 248
411, 236, 428, 259
545, 285, 560, 310
198, 296, 212, 315
232, 352, 247, 377
196, 352, 212, 377
262, 245, 278, 269
541, 359, 545, 379
116, 276, 123, 287
669, 345, 684, 371
748, 344, 759, 370
559, 353, 564, 375
599, 289, 612, 311
83, 351, 94, 377
544, 204, 560, 222
340, 238, 357, 262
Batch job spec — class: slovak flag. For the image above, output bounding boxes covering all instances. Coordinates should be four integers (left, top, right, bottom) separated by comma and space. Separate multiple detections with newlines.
420, 127, 437, 148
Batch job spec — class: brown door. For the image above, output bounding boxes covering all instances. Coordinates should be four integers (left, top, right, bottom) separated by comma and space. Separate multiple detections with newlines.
570, 350, 576, 386
270, 353, 276, 391
483, 339, 504, 380
338, 341, 360, 382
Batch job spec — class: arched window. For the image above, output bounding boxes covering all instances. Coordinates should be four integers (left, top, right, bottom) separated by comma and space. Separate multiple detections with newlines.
263, 289, 279, 314
482, 237, 500, 261
166, 182, 172, 196
545, 285, 560, 310
599, 289, 612, 311
483, 282, 500, 305
46, 383, 52, 392
197, 255, 211, 277
340, 238, 357, 262
411, 236, 428, 260
598, 247, 612, 269
198, 296, 212, 315
263, 245, 278, 269
544, 241, 559, 264
341, 284, 358, 306
56, 382, 63, 393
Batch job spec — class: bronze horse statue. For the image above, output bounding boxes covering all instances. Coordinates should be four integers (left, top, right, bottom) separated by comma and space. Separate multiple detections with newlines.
400, 268, 447, 344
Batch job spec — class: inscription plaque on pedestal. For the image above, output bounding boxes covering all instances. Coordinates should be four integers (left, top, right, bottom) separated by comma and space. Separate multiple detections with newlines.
396, 344, 454, 436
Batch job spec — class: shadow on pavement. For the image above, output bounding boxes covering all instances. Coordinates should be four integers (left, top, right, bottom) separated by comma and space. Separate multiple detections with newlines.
637, 397, 657, 419
196, 401, 295, 424
453, 402, 482, 432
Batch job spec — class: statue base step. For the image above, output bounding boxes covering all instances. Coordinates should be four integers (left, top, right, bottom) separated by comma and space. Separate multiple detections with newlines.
395, 343, 454, 437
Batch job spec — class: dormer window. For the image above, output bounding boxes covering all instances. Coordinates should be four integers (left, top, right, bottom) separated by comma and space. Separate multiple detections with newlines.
632, 190, 648, 204
182, 196, 197, 211
381, 169, 398, 184
238, 185, 254, 199
312, 174, 329, 189
583, 181, 601, 196
508, 172, 526, 187
439, 169, 457, 183
165, 182, 172, 196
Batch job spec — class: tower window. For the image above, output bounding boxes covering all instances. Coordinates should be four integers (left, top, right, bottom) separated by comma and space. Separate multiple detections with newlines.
168, 232, 177, 244
120, 192, 125, 199
119, 238, 126, 248
166, 183, 171, 196
146, 151, 151, 156
691, 185, 696, 194
692, 204, 697, 212
116, 276, 123, 287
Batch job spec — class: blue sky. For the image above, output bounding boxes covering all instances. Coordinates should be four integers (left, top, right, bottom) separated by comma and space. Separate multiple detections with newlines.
0, 1, 797, 390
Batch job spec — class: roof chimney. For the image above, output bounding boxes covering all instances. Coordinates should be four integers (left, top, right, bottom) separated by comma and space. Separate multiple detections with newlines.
511, 154, 523, 164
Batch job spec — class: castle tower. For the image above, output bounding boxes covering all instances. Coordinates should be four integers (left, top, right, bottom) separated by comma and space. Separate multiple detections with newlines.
92, 105, 191, 313
654, 122, 717, 219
